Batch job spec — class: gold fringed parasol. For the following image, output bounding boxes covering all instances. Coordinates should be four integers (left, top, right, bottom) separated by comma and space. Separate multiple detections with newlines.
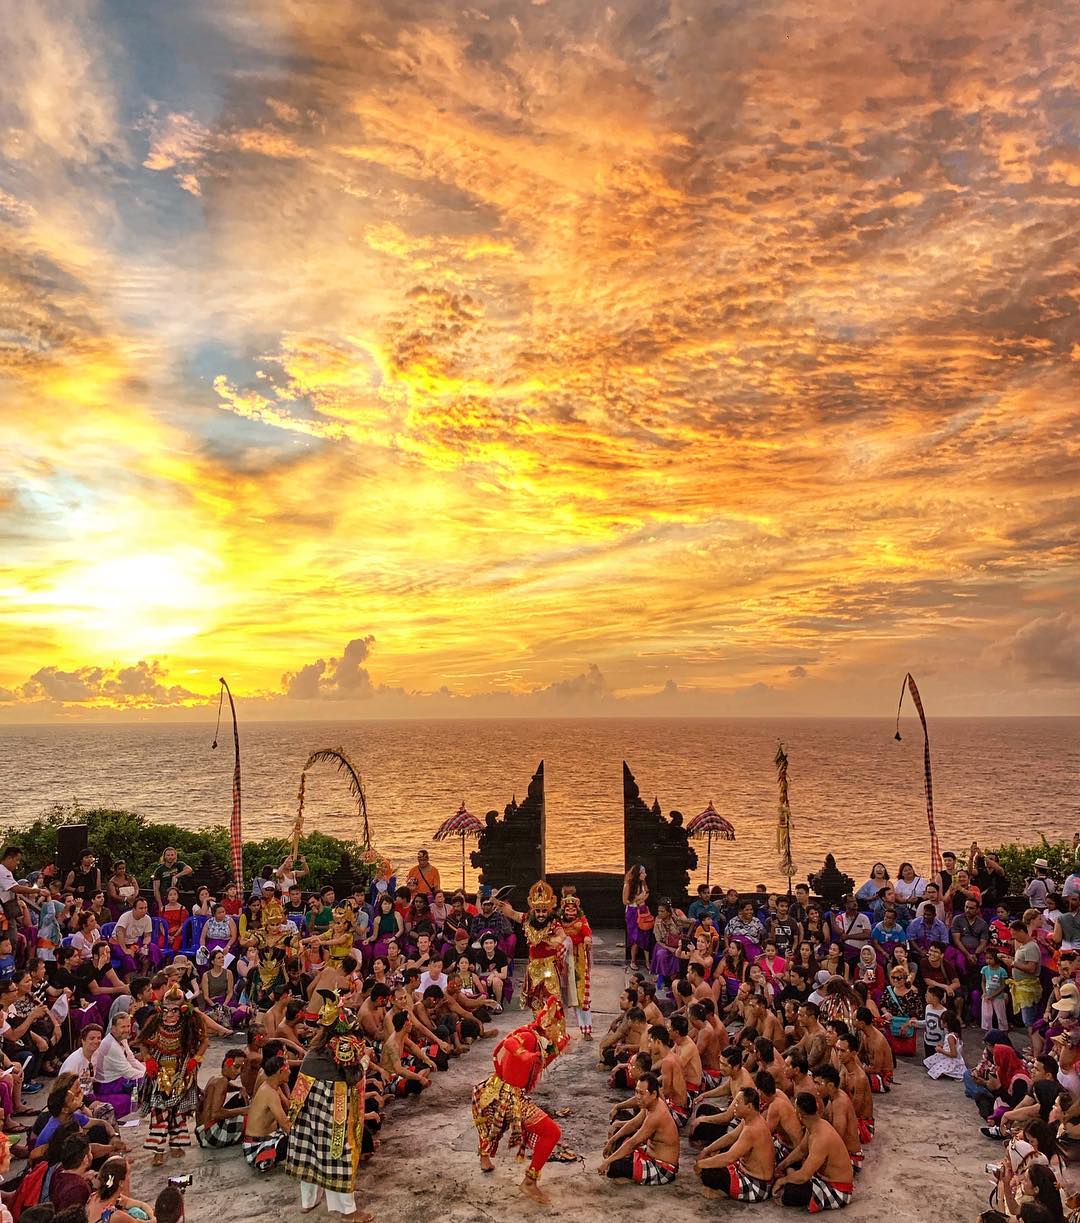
686, 802, 736, 888
432, 801, 485, 892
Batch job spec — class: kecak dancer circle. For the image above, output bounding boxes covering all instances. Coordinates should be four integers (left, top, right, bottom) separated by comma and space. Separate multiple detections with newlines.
559, 889, 593, 1039
135, 985, 208, 1165
496, 881, 566, 1023
472, 995, 569, 1205
285, 991, 373, 1223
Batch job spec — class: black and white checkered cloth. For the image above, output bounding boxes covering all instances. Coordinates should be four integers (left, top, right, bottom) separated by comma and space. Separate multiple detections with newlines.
284, 1078, 357, 1194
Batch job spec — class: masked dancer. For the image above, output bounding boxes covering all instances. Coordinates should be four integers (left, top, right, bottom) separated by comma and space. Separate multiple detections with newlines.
559, 889, 594, 1039
285, 991, 373, 1223
135, 985, 208, 1166
472, 996, 569, 1205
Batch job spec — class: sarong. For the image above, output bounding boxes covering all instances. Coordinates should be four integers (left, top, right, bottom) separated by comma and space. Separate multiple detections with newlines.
284, 1075, 363, 1195
666, 1098, 690, 1129
196, 1116, 244, 1148
701, 1160, 772, 1202
780, 1175, 853, 1212
608, 1145, 678, 1185
243, 1128, 288, 1174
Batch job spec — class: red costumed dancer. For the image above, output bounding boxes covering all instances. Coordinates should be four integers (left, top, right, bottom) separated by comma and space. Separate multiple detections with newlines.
471, 996, 569, 1205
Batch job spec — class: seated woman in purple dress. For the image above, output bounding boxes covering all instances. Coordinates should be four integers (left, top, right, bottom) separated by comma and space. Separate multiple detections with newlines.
366, 895, 406, 964
650, 900, 683, 987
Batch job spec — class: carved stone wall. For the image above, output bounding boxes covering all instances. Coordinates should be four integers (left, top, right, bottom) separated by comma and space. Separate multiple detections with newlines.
623, 761, 697, 908
470, 760, 545, 899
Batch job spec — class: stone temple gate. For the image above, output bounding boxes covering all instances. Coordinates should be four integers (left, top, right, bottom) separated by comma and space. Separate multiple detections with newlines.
470, 760, 697, 925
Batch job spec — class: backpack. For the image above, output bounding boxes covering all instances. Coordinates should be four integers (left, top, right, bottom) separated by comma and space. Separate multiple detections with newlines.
10, 1158, 48, 1221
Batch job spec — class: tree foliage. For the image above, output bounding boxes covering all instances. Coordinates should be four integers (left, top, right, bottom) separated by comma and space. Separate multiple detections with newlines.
5, 803, 372, 890
985, 835, 1077, 894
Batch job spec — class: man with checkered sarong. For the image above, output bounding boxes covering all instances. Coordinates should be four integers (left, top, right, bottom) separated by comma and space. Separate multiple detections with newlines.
695, 1087, 776, 1203
773, 1093, 854, 1212
599, 1072, 681, 1187
194, 1048, 247, 1149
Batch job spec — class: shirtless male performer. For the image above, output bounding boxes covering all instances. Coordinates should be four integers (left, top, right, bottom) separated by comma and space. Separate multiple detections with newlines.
835, 1035, 875, 1146
812, 1066, 862, 1171
598, 989, 636, 1067
755, 1070, 802, 1163
795, 1003, 830, 1072
194, 1049, 248, 1148
689, 1045, 754, 1146
356, 983, 391, 1042
695, 1087, 776, 1202
599, 1072, 680, 1186
853, 1008, 894, 1093
772, 1093, 855, 1212
243, 1054, 291, 1174
689, 1001, 727, 1088
648, 1026, 689, 1128
671, 1014, 704, 1099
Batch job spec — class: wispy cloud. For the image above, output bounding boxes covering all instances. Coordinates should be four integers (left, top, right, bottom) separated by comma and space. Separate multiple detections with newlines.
1, 0, 1077, 718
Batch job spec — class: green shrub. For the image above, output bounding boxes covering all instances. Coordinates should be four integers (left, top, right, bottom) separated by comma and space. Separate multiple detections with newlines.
985, 836, 1078, 894
5, 803, 373, 891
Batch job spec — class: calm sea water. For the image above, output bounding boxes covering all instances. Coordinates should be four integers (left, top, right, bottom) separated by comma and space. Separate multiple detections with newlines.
0, 718, 1076, 890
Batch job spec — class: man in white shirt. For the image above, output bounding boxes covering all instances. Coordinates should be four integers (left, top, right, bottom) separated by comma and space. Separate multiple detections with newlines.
0, 847, 42, 937
58, 1024, 104, 1093
112, 898, 161, 975
92, 1013, 145, 1119
419, 953, 448, 995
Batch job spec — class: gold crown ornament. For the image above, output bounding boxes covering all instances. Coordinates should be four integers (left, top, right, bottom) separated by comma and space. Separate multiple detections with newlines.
528, 880, 557, 910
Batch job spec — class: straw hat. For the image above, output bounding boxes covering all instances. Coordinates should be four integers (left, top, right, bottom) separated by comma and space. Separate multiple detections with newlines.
1034, 858, 1051, 871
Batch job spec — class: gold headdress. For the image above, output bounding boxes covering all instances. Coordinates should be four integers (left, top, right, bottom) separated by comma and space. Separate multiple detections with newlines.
316, 989, 349, 1028
528, 880, 557, 911
530, 995, 569, 1060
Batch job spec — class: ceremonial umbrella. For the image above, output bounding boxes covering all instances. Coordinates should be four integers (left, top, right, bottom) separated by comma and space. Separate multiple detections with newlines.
433, 801, 485, 892
685, 802, 736, 888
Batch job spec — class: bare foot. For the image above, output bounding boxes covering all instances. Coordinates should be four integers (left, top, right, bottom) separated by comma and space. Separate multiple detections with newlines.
480, 1154, 494, 1173
300, 1192, 322, 1214
171, 1147, 185, 1158
152, 1153, 165, 1167
702, 1187, 722, 1199
520, 1177, 551, 1205
338, 1212, 373, 1223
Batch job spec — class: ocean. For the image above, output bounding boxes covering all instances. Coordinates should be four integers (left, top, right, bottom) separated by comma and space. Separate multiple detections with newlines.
0, 717, 1076, 890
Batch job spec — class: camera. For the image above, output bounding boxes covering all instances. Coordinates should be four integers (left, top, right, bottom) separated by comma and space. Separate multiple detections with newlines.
167, 1175, 192, 1191
984, 1162, 1001, 1178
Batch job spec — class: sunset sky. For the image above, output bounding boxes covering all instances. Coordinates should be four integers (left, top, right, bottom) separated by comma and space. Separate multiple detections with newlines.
1, 0, 1077, 721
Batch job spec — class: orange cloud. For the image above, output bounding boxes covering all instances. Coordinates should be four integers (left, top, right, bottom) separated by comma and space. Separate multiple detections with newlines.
1, 0, 1077, 719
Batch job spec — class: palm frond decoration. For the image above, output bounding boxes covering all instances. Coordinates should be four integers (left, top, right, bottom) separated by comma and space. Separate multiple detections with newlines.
300, 747, 371, 849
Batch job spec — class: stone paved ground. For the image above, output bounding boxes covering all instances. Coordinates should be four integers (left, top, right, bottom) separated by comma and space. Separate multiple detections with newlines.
109, 929, 1032, 1222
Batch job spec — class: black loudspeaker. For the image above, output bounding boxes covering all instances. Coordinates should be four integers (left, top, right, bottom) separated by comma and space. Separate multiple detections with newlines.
56, 823, 89, 876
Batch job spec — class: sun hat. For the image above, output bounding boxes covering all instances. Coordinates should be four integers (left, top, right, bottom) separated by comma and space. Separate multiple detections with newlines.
1034, 859, 1051, 871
